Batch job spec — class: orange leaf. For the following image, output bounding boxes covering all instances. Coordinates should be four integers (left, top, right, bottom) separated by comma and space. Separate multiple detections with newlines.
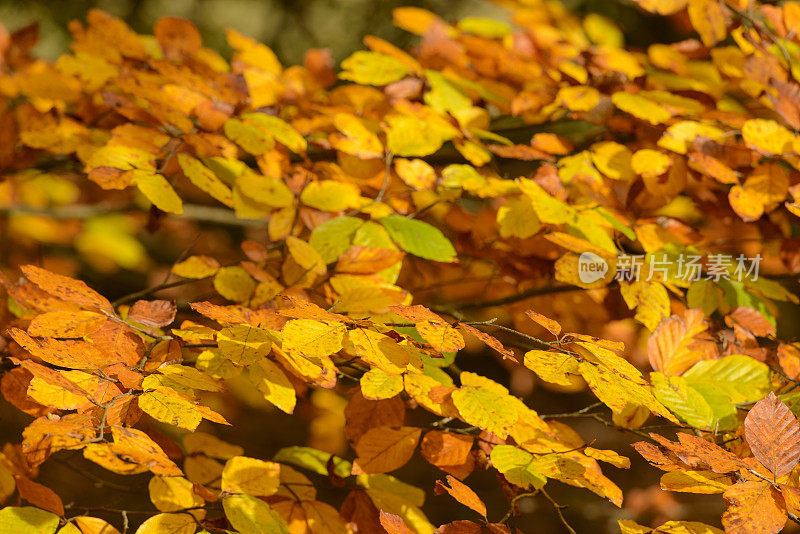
14, 476, 64, 516
722, 481, 787, 534
154, 16, 202, 60
20, 265, 113, 312
524, 310, 562, 337
27, 310, 107, 338
351, 426, 421, 474
460, 324, 513, 360
379, 511, 415, 534
434, 475, 487, 518
420, 430, 474, 478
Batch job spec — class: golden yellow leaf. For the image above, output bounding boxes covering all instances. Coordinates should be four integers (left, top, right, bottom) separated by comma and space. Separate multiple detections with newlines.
172, 255, 220, 279
217, 324, 272, 366
285, 236, 327, 276
300, 180, 363, 212
138, 387, 203, 431
742, 118, 794, 155
361, 368, 404, 399
148, 476, 204, 512
177, 154, 233, 207
416, 321, 465, 353
660, 470, 731, 494
347, 328, 410, 374
131, 170, 183, 214
134, 513, 196, 534
247, 358, 296, 413
523, 350, 579, 386
282, 319, 346, 358
631, 149, 672, 178
221, 456, 281, 496
214, 266, 256, 303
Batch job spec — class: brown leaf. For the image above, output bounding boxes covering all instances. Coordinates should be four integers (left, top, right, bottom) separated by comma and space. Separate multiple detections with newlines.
744, 392, 800, 478
14, 476, 64, 516
344, 390, 405, 444
435, 521, 483, 534
129, 299, 177, 327
341, 489, 388, 534
154, 16, 201, 60
0, 368, 50, 417
725, 307, 776, 338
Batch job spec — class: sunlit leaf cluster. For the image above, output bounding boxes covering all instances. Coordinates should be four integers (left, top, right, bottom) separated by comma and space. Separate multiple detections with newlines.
2, 0, 800, 532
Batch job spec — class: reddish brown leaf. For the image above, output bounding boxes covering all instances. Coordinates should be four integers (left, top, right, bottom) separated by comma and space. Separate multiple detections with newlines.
129, 299, 177, 327
0, 367, 50, 417
744, 392, 800, 478
15, 476, 64, 515
344, 390, 405, 444
341, 489, 388, 534
435, 521, 483, 534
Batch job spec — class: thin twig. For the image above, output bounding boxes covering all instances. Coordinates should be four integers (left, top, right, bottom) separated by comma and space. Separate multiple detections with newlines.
541, 487, 577, 534
111, 276, 211, 306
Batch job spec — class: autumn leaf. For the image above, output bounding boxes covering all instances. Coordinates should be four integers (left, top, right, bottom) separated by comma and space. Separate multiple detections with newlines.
351, 426, 422, 474
744, 392, 800, 478
21, 265, 113, 312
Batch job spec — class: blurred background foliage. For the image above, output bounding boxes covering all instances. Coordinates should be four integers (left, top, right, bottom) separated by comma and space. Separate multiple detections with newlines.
0, 0, 677, 67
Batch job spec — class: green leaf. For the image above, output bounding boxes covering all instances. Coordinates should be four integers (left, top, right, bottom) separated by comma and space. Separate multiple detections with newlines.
651, 373, 715, 429
682, 354, 770, 430
223, 494, 289, 534
424, 70, 471, 115
592, 207, 636, 240
379, 215, 456, 262
309, 216, 365, 263
718, 279, 776, 327
490, 445, 547, 490
0, 507, 60, 534
687, 279, 722, 316
272, 446, 352, 478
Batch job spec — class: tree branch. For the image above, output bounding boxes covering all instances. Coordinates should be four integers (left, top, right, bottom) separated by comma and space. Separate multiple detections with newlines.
0, 203, 268, 228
